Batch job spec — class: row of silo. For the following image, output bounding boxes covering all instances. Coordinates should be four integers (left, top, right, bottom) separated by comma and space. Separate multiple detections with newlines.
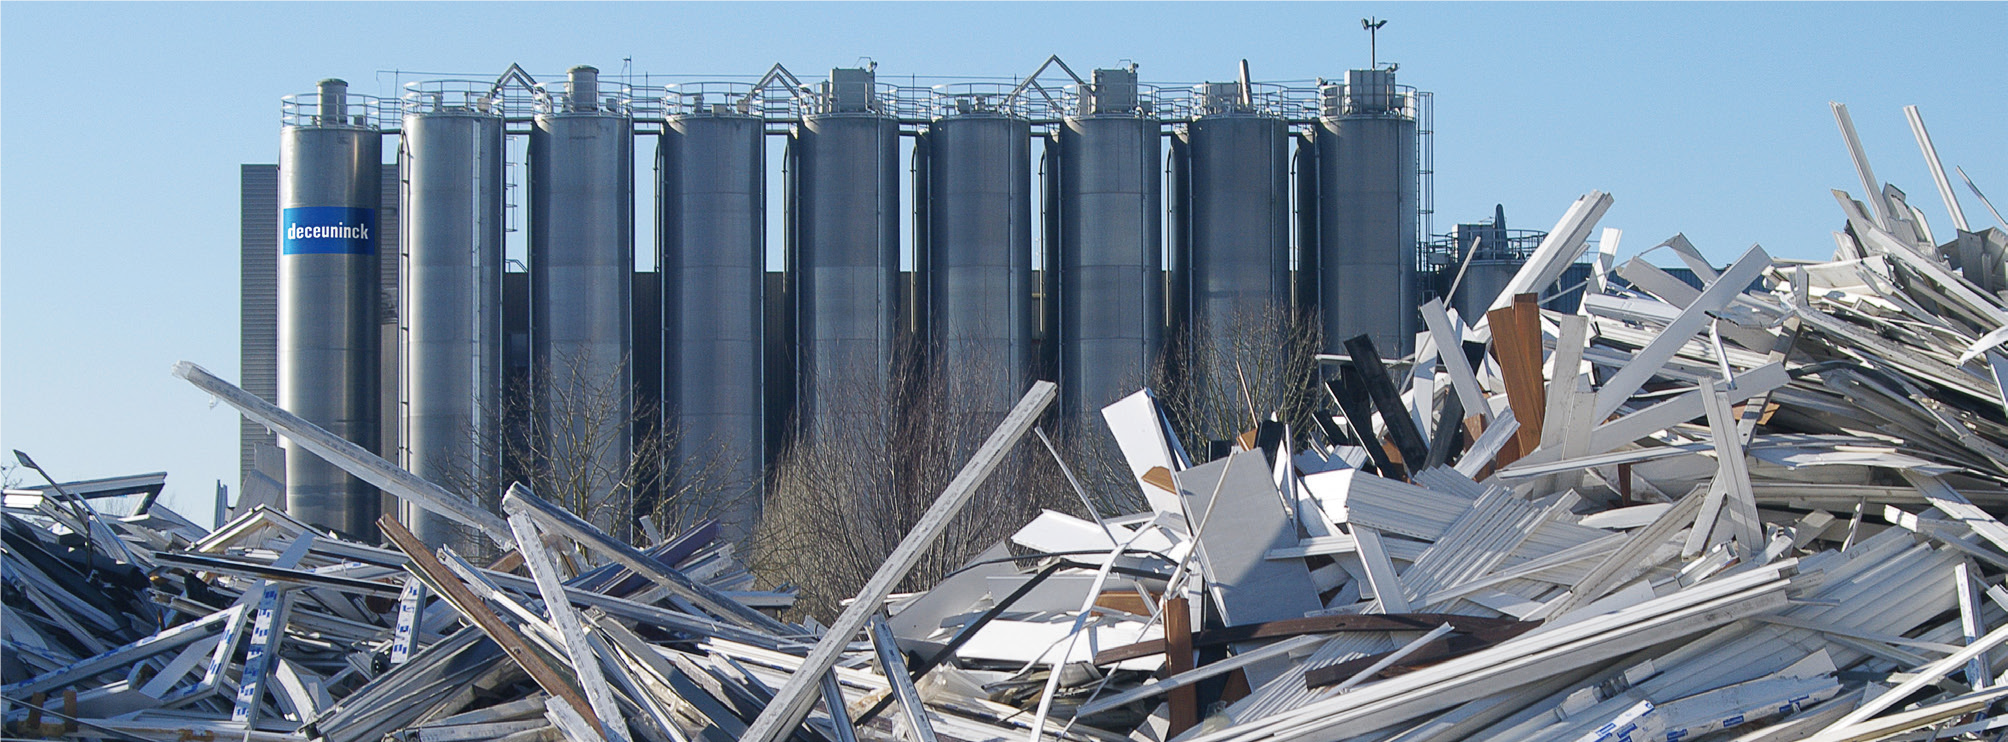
272, 63, 1424, 543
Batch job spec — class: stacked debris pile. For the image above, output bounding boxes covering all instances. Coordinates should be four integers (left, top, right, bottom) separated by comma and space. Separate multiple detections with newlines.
9, 103, 2008, 741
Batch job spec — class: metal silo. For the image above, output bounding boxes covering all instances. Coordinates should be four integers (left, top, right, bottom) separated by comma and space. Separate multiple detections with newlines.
1055, 67, 1163, 422
790, 68, 901, 440
279, 79, 382, 538
659, 83, 766, 542
1180, 82, 1291, 364
399, 81, 505, 551
529, 66, 635, 536
1316, 68, 1419, 355
921, 85, 1033, 418
1455, 259, 1522, 322
1443, 206, 1543, 322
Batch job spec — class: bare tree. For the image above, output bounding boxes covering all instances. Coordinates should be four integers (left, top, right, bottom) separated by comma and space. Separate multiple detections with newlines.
751, 347, 1080, 622
1152, 302, 1327, 453
432, 351, 743, 556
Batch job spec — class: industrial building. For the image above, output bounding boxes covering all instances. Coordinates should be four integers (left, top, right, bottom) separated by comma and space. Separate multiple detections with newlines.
243, 59, 1460, 546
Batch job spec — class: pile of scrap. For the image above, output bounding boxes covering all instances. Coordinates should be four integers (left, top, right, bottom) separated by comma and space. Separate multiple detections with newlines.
9, 101, 2008, 742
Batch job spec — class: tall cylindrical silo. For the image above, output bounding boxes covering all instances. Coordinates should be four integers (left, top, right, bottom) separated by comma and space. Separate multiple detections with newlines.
1317, 69, 1419, 355
530, 66, 634, 536
1182, 85, 1291, 365
1056, 68, 1163, 423
279, 79, 382, 538
923, 95, 1033, 419
660, 86, 766, 542
399, 84, 505, 551
790, 68, 901, 440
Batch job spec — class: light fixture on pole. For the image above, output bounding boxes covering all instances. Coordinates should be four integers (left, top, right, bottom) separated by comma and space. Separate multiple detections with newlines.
1362, 17, 1389, 69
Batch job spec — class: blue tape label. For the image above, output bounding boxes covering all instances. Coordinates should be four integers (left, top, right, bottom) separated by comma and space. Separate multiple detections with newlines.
282, 206, 376, 255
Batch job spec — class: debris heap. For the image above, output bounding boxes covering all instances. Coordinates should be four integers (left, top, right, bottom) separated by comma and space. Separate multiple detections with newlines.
8, 103, 2008, 742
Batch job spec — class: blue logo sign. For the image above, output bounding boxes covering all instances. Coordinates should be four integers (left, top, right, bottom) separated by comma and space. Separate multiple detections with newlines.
282, 206, 376, 255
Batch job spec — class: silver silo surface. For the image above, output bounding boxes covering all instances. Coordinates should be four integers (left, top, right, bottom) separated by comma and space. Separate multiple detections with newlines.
1055, 85, 1162, 422
660, 102, 766, 542
530, 66, 635, 536
923, 111, 1033, 417
1183, 111, 1291, 358
790, 78, 901, 441
1316, 70, 1419, 355
399, 93, 505, 552
279, 79, 382, 538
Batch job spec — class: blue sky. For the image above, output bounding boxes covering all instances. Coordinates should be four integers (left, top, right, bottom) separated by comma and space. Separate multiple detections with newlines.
3, 2, 2003, 519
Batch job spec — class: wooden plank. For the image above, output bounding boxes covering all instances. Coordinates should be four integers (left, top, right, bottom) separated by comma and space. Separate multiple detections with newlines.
1487, 294, 1546, 455
739, 381, 1056, 742
1164, 596, 1198, 737
378, 514, 603, 736
1091, 613, 1529, 664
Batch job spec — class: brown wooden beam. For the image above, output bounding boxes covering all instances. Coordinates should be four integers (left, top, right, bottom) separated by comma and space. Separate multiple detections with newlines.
1092, 613, 1536, 665
1164, 597, 1198, 737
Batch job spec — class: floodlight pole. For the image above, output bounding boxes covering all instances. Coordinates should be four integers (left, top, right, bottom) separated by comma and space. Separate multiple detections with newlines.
1363, 17, 1389, 69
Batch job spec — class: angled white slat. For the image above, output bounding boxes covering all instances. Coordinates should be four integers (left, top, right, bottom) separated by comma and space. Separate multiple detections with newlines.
1594, 245, 1772, 421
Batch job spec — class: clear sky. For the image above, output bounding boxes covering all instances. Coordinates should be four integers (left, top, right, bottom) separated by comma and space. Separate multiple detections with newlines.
3, 2, 2003, 520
